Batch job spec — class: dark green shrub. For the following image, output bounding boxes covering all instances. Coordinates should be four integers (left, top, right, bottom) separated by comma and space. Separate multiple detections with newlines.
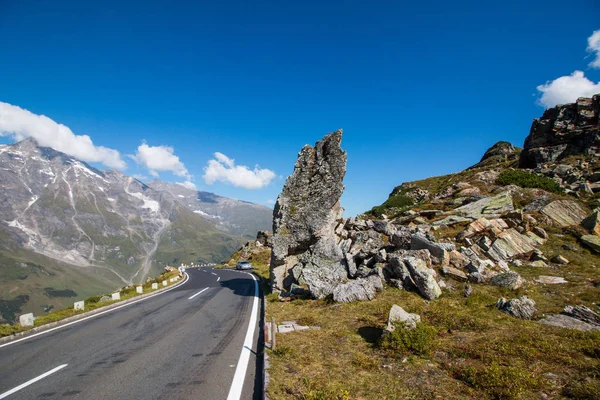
85, 295, 102, 304
379, 322, 437, 357
497, 170, 563, 193
368, 193, 414, 218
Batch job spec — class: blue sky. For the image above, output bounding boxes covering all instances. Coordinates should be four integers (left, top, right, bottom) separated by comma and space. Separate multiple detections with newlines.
1, 0, 599, 216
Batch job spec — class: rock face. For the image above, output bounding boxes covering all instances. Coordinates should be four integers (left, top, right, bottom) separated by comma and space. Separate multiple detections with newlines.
469, 141, 521, 169
270, 130, 348, 295
453, 191, 514, 219
520, 95, 600, 169
541, 200, 588, 227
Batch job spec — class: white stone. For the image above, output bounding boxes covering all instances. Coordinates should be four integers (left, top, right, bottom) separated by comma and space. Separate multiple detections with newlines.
111, 292, 121, 301
136, 286, 143, 294
74, 301, 85, 311
162, 280, 167, 286
535, 276, 568, 284
152, 283, 158, 290
278, 324, 295, 333
19, 313, 34, 327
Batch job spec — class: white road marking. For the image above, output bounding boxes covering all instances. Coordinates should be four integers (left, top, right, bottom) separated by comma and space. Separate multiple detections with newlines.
0, 273, 190, 350
188, 287, 209, 300
217, 276, 221, 282
227, 272, 259, 400
211, 272, 217, 276
0, 364, 68, 399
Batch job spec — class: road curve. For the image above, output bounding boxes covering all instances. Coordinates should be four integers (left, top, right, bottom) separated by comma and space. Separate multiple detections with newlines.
0, 268, 263, 400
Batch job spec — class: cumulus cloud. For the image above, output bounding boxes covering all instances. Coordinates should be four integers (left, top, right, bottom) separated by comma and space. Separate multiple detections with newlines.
536, 71, 600, 108
0, 102, 126, 169
203, 152, 275, 189
132, 141, 191, 180
177, 180, 197, 190
587, 29, 600, 69
266, 199, 275, 205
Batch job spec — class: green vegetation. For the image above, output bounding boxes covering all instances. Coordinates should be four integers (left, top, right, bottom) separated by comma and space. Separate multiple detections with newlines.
496, 169, 564, 193
379, 322, 437, 357
369, 193, 414, 218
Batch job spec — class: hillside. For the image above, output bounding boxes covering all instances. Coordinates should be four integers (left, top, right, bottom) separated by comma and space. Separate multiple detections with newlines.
0, 138, 249, 322
259, 98, 600, 399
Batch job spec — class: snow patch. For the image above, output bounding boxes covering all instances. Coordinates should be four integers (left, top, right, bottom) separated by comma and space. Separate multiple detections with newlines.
129, 191, 160, 213
178, 195, 185, 198
193, 210, 221, 219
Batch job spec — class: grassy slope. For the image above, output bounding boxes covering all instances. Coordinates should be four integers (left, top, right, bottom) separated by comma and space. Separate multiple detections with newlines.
259, 149, 600, 399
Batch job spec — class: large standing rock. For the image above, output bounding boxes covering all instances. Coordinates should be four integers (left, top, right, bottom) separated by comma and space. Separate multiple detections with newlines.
385, 305, 421, 331
270, 131, 347, 296
520, 95, 600, 169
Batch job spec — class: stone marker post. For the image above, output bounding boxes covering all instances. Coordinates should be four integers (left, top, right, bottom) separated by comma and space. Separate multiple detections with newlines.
136, 286, 143, 294
74, 301, 85, 311
19, 313, 35, 327
152, 283, 158, 290
162, 280, 167, 286
111, 292, 120, 301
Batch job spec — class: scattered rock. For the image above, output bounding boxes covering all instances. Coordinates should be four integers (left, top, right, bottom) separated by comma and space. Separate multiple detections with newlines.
563, 305, 600, 326
496, 296, 537, 319
385, 304, 421, 331
529, 260, 549, 268
581, 209, 600, 236
332, 276, 379, 303
410, 234, 453, 265
535, 276, 568, 284
489, 271, 524, 290
540, 314, 600, 332
532, 226, 548, 239
441, 266, 468, 282
464, 285, 473, 298
551, 255, 569, 265
580, 235, 600, 253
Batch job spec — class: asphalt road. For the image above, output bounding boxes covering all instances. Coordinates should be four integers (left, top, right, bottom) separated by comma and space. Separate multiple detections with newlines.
0, 268, 263, 400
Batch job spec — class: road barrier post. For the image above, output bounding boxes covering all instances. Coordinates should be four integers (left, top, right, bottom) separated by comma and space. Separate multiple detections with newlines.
74, 301, 84, 311
136, 286, 143, 294
271, 317, 276, 350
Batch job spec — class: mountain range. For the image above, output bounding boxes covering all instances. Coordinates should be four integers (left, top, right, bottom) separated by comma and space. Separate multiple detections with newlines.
0, 138, 272, 321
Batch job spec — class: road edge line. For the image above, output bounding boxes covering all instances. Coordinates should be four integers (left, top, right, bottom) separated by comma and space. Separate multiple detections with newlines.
0, 363, 68, 399
226, 271, 259, 400
0, 273, 190, 348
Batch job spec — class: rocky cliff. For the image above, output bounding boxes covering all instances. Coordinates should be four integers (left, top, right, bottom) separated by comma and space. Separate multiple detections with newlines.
520, 95, 600, 168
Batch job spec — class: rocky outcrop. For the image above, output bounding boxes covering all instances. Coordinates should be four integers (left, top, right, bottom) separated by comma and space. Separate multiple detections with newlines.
270, 130, 347, 295
520, 95, 600, 169
541, 200, 588, 227
453, 191, 514, 219
469, 141, 521, 169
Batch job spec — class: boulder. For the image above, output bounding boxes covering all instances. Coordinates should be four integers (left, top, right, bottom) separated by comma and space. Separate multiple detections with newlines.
453, 191, 514, 219
581, 209, 600, 236
487, 228, 537, 262
563, 305, 600, 326
404, 256, 442, 300
551, 255, 569, 265
581, 235, 600, 253
540, 314, 600, 332
385, 305, 421, 331
410, 234, 453, 265
541, 200, 588, 227
270, 131, 347, 294
332, 276, 380, 303
489, 271, 524, 290
441, 266, 468, 282
301, 260, 347, 299
535, 276, 568, 284
496, 296, 537, 319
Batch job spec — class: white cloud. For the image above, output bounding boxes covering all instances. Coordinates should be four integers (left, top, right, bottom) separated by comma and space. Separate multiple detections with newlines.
587, 29, 600, 69
177, 180, 197, 190
536, 71, 600, 108
0, 102, 126, 169
266, 199, 275, 205
203, 152, 275, 190
132, 141, 191, 180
